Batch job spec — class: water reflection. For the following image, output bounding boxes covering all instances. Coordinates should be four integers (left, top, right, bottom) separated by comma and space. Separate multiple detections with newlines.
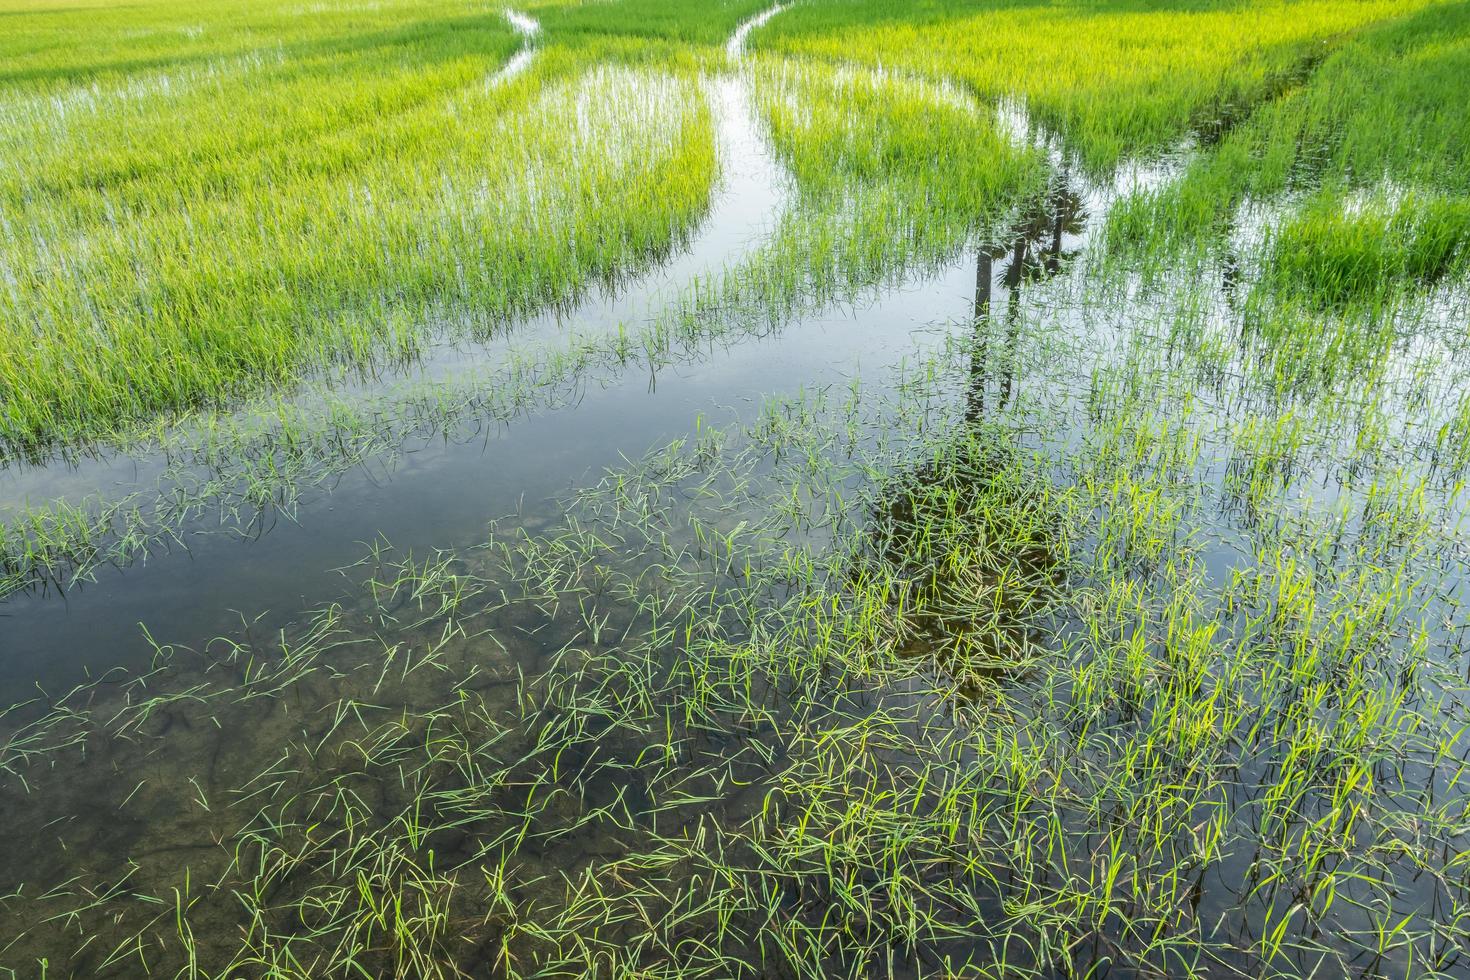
966, 177, 1084, 424
861, 180, 1083, 695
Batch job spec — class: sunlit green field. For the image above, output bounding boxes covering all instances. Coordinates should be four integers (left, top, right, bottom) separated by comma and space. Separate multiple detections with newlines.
3, 0, 1470, 976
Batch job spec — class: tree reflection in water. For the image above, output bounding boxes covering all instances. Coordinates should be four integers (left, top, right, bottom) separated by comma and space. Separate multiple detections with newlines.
864, 178, 1082, 698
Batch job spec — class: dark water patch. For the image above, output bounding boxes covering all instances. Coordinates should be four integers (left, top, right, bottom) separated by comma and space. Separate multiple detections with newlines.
866, 427, 1065, 695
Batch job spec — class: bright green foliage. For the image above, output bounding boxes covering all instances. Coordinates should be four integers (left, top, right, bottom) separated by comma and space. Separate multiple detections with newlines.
756, 59, 1046, 215
720, 58, 1048, 314
1263, 190, 1470, 311
760, 0, 1432, 173
531, 0, 774, 46
1108, 1, 1470, 267
0, 0, 718, 452
5, 0, 1470, 976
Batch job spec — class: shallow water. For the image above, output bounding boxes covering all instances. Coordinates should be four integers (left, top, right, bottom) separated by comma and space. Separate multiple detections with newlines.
1, 5, 1137, 703
5, 4, 1470, 976
0, 268, 981, 697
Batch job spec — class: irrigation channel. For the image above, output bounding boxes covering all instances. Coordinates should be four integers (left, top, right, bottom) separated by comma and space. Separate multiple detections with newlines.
0, 6, 800, 696
0, 8, 1151, 700
4, 3, 1470, 977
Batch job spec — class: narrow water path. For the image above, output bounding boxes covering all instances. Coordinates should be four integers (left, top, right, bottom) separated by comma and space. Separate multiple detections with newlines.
490, 8, 540, 86
486, 14, 791, 349
726, 2, 786, 59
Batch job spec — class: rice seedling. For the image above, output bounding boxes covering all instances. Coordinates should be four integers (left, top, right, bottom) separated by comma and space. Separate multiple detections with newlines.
759, 0, 1434, 175
4, 0, 1470, 976
0, 0, 721, 455
1105, 0, 1470, 284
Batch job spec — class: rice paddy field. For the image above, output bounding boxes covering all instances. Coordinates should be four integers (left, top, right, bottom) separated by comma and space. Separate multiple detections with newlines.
3, 0, 1470, 975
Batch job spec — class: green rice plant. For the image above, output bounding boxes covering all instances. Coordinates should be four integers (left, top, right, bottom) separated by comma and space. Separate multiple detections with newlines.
1261, 188, 1470, 312
760, 0, 1430, 175
4, 0, 1470, 977
0, 4, 719, 455
1106, 0, 1470, 269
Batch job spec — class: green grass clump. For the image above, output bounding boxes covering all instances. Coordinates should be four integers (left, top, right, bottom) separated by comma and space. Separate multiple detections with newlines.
1106, 0, 1470, 268
865, 425, 1065, 688
1263, 189, 1470, 312
759, 0, 1430, 175
0, 0, 721, 456
699, 57, 1049, 318
756, 60, 1029, 207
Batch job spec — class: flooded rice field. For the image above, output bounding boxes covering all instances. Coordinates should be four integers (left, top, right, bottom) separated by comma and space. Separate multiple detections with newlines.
3, 0, 1470, 976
